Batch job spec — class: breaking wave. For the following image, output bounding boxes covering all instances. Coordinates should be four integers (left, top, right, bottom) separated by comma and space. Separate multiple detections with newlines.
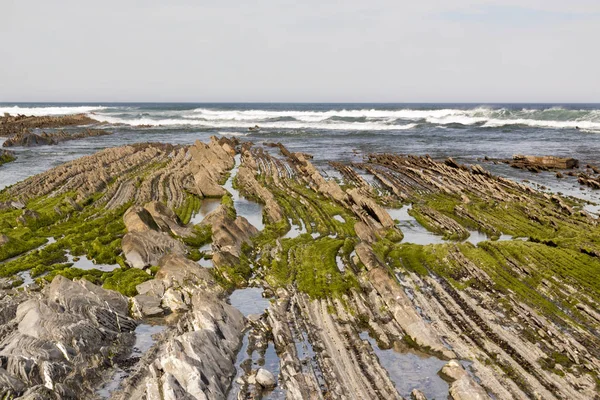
3, 104, 600, 131
89, 106, 600, 131
90, 114, 418, 131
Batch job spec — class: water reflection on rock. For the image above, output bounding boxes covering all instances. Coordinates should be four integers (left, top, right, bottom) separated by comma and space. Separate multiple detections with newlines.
360, 332, 449, 400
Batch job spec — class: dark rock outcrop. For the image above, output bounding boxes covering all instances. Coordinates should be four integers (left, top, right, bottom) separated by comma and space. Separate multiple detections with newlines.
0, 113, 96, 137
2, 129, 112, 147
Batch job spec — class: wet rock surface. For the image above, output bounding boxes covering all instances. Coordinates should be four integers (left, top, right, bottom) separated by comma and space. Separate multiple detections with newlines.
0, 150, 16, 166
0, 133, 599, 399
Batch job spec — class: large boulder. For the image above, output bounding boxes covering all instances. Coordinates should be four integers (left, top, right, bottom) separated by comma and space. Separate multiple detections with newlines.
117, 257, 244, 400
123, 206, 160, 233
132, 294, 164, 318
122, 202, 191, 269
122, 230, 186, 269
143, 201, 189, 236
203, 205, 258, 260
148, 292, 244, 398
155, 253, 218, 292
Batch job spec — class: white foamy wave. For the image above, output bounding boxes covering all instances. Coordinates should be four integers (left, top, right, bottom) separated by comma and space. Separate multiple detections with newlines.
185, 107, 477, 123
0, 105, 107, 117
91, 114, 418, 131
424, 115, 488, 125
217, 131, 248, 137
481, 119, 600, 130
86, 106, 600, 132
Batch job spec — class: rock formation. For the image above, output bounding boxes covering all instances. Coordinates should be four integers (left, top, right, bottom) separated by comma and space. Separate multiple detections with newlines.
114, 253, 244, 400
0, 149, 16, 166
0, 276, 136, 398
0, 135, 599, 400
510, 154, 579, 171
2, 129, 113, 147
0, 113, 96, 137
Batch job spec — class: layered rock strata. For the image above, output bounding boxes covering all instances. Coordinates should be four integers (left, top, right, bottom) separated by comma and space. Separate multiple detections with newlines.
0, 113, 96, 137
0, 276, 136, 398
2, 129, 113, 147
0, 136, 599, 400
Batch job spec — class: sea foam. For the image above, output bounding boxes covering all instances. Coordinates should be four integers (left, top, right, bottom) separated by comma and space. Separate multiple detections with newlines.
4, 104, 598, 132
0, 105, 107, 117
90, 113, 418, 131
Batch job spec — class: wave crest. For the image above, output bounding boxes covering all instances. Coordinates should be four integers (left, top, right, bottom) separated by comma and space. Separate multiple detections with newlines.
4, 104, 599, 132
0, 105, 107, 116
91, 114, 418, 131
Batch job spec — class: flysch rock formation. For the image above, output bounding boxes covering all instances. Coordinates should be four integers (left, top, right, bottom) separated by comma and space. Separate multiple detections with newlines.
480, 154, 600, 191
2, 129, 113, 147
0, 276, 136, 399
0, 126, 599, 400
0, 114, 97, 137
115, 253, 245, 400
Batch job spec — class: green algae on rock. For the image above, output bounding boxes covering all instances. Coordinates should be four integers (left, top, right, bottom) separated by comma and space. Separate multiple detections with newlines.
0, 136, 599, 399
0, 150, 16, 166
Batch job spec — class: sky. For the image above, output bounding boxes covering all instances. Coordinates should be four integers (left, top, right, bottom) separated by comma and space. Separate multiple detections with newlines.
1, 0, 599, 103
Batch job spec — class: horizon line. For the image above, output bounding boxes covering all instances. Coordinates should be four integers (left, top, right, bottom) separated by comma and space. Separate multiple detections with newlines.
1, 101, 600, 105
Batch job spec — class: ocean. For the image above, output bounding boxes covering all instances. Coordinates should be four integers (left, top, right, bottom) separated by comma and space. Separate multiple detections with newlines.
2, 102, 600, 204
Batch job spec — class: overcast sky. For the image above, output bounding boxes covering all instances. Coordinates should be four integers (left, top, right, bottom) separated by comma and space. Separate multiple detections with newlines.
1, 0, 599, 102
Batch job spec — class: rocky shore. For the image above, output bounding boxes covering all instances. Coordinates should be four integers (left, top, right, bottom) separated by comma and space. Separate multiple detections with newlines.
0, 132, 599, 399
2, 129, 113, 147
0, 113, 97, 137
0, 113, 108, 151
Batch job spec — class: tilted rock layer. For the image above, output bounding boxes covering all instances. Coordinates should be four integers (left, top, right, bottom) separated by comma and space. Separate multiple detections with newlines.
0, 133, 599, 400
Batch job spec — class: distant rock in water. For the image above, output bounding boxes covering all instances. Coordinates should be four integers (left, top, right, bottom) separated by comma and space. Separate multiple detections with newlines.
482, 154, 579, 173
0, 149, 16, 165
2, 128, 112, 147
510, 154, 579, 172
0, 113, 97, 136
